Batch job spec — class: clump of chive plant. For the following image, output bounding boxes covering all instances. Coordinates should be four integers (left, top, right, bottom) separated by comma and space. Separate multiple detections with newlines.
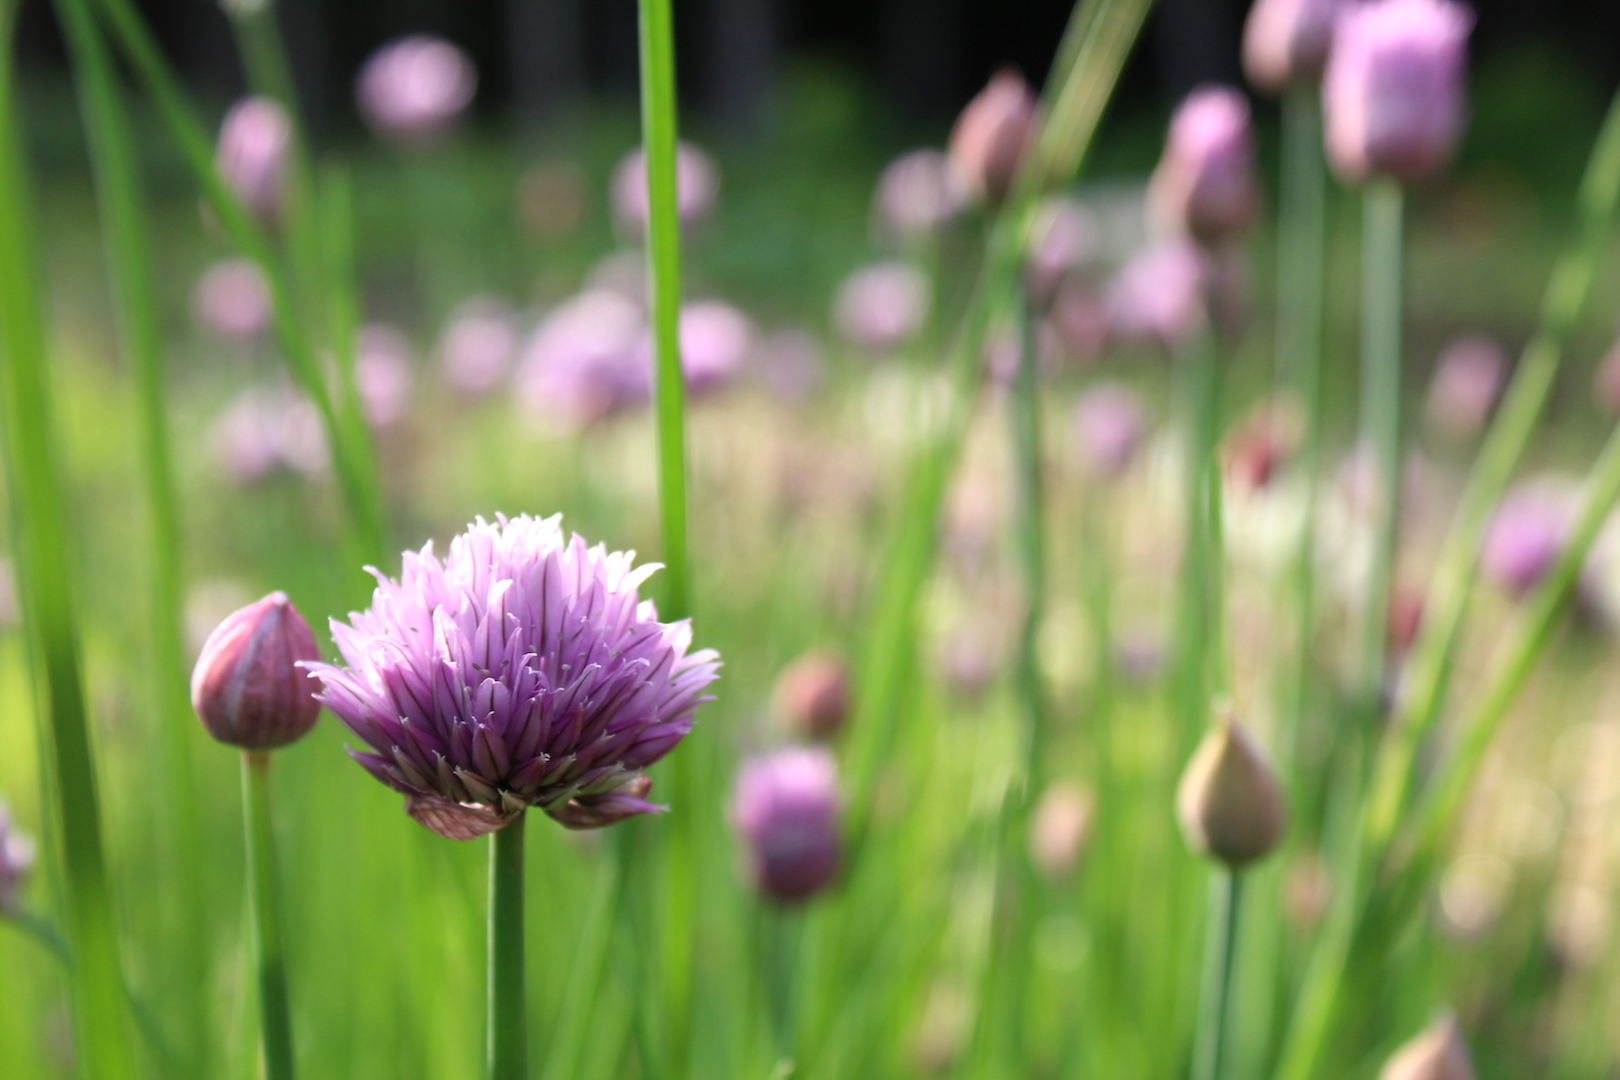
307, 513, 720, 838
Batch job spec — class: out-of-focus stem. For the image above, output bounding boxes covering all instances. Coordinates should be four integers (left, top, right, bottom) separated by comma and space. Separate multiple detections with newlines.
1175, 325, 1220, 747
488, 812, 529, 1080
1356, 178, 1404, 712
1192, 870, 1243, 1080
243, 751, 296, 1080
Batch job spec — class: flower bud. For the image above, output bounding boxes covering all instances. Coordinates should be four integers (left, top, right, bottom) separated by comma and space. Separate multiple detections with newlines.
730, 747, 841, 902
216, 96, 291, 225
874, 150, 961, 244
0, 799, 35, 915
1108, 239, 1211, 347
1149, 86, 1258, 245
1323, 0, 1474, 184
191, 591, 322, 749
611, 142, 720, 238
1426, 335, 1505, 439
1028, 780, 1094, 879
356, 35, 477, 144
833, 261, 931, 352
947, 69, 1038, 206
1176, 710, 1288, 868
1243, 0, 1340, 93
1072, 383, 1146, 478
1378, 1014, 1475, 1080
772, 651, 850, 741
1480, 482, 1575, 598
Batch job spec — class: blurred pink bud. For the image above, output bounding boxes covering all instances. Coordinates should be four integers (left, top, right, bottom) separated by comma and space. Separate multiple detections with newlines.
1108, 239, 1210, 347
216, 96, 291, 224
1044, 278, 1110, 362
757, 329, 825, 401
356, 35, 477, 143
1028, 781, 1095, 879
517, 160, 587, 241
1073, 382, 1146, 477
1243, 0, 1340, 92
1426, 334, 1505, 438
1223, 400, 1304, 493
672, 300, 756, 394
1323, 0, 1474, 184
438, 298, 519, 396
354, 325, 416, 429
193, 258, 271, 342
1177, 709, 1288, 868
731, 747, 842, 902
874, 149, 962, 242
947, 69, 1039, 206
209, 387, 329, 484
1481, 482, 1575, 598
1149, 85, 1259, 245
773, 651, 850, 741
190, 591, 322, 749
611, 142, 720, 237
517, 290, 650, 429
833, 261, 931, 352
1026, 197, 1098, 305
1378, 1014, 1475, 1080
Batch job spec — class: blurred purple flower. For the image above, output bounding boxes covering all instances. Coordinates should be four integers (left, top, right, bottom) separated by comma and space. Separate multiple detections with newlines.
611, 142, 720, 238
1149, 85, 1258, 245
438, 298, 519, 397
948, 69, 1038, 206
191, 592, 323, 750
216, 95, 291, 225
193, 258, 271, 342
653, 300, 757, 395
1108, 239, 1210, 347
730, 746, 841, 902
1243, 0, 1340, 92
1072, 383, 1146, 477
1481, 483, 1575, 598
833, 261, 931, 353
1026, 197, 1098, 305
756, 329, 826, 401
1426, 334, 1505, 439
874, 149, 962, 243
517, 290, 650, 430
356, 35, 477, 144
355, 325, 417, 429
0, 799, 34, 915
306, 514, 721, 839
209, 387, 328, 484
1323, 0, 1474, 183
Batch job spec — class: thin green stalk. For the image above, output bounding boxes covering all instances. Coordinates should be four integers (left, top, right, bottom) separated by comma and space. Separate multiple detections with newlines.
1192, 870, 1243, 1080
90, 0, 387, 566
1276, 86, 1327, 780
0, 4, 138, 1075
1363, 89, 1620, 851
243, 751, 295, 1080
1175, 326, 1220, 747
1357, 178, 1404, 712
488, 812, 529, 1080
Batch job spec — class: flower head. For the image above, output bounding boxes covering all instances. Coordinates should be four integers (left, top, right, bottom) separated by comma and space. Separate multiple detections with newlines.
438, 298, 519, 397
947, 69, 1039, 206
0, 799, 35, 915
1323, 0, 1474, 183
1481, 482, 1575, 598
356, 35, 477, 144
1072, 383, 1146, 477
1426, 334, 1505, 439
730, 747, 841, 901
833, 261, 931, 353
874, 150, 962, 243
216, 96, 291, 225
1243, 0, 1340, 92
1149, 85, 1259, 245
1108, 239, 1211, 347
306, 515, 720, 839
192, 591, 324, 749
193, 258, 271, 342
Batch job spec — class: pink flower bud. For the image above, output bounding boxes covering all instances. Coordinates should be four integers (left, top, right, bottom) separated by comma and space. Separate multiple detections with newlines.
1177, 709, 1288, 868
833, 261, 931, 352
874, 149, 962, 243
947, 69, 1038, 206
193, 258, 271, 342
1026, 197, 1098, 305
1480, 482, 1575, 598
772, 651, 850, 741
355, 324, 417, 429
190, 591, 322, 749
1149, 85, 1259, 245
1243, 0, 1340, 93
1108, 239, 1211, 347
731, 747, 841, 902
611, 142, 720, 238
438, 298, 519, 397
216, 96, 291, 225
1323, 0, 1474, 184
1425, 334, 1505, 439
1072, 382, 1146, 478
356, 35, 477, 144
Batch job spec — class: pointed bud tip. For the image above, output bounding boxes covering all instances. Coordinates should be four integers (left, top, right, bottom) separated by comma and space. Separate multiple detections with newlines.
1176, 708, 1288, 868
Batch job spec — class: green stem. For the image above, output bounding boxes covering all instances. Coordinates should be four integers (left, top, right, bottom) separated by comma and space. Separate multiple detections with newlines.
488, 812, 529, 1080
1192, 870, 1243, 1080
1175, 326, 1220, 746
243, 751, 296, 1080
0, 4, 138, 1075
1357, 178, 1405, 712
1013, 297, 1047, 791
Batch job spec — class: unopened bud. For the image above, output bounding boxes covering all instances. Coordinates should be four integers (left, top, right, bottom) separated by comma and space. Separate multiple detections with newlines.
1243, 0, 1339, 93
1378, 1014, 1475, 1080
730, 747, 841, 902
0, 799, 35, 915
1028, 780, 1095, 879
773, 651, 850, 741
1176, 709, 1288, 868
190, 591, 322, 749
1323, 0, 1474, 184
947, 70, 1038, 206
216, 96, 291, 226
1149, 85, 1258, 245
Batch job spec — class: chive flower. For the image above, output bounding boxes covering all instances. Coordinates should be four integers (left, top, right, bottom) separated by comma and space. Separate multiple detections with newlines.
947, 69, 1038, 206
730, 747, 841, 902
1243, 0, 1340, 93
1149, 85, 1259, 245
356, 35, 477, 144
306, 514, 720, 840
215, 96, 291, 226
191, 591, 324, 749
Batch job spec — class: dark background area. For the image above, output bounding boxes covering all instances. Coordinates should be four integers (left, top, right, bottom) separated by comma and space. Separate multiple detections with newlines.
13, 0, 1620, 140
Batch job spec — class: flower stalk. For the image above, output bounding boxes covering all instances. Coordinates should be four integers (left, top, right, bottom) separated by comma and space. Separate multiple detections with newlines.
243, 751, 297, 1080
488, 813, 528, 1080
1192, 870, 1243, 1080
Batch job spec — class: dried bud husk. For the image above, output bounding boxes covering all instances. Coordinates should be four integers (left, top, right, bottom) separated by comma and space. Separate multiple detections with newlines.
1379, 1014, 1475, 1080
191, 591, 322, 749
772, 650, 850, 741
947, 69, 1038, 206
1176, 710, 1288, 868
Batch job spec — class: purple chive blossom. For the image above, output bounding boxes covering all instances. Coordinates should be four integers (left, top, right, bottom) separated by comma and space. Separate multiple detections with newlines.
611, 142, 720, 238
874, 149, 962, 244
1108, 239, 1211, 347
194, 258, 272, 342
730, 747, 841, 902
305, 514, 721, 840
1149, 85, 1259, 246
1480, 482, 1576, 598
209, 386, 329, 484
1243, 0, 1340, 93
438, 298, 520, 397
191, 592, 324, 750
1072, 382, 1147, 477
1323, 0, 1474, 184
356, 35, 477, 144
833, 261, 932, 353
1426, 334, 1506, 438
216, 96, 292, 225
354, 325, 417, 429
947, 69, 1039, 206
516, 289, 651, 430
0, 799, 34, 914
